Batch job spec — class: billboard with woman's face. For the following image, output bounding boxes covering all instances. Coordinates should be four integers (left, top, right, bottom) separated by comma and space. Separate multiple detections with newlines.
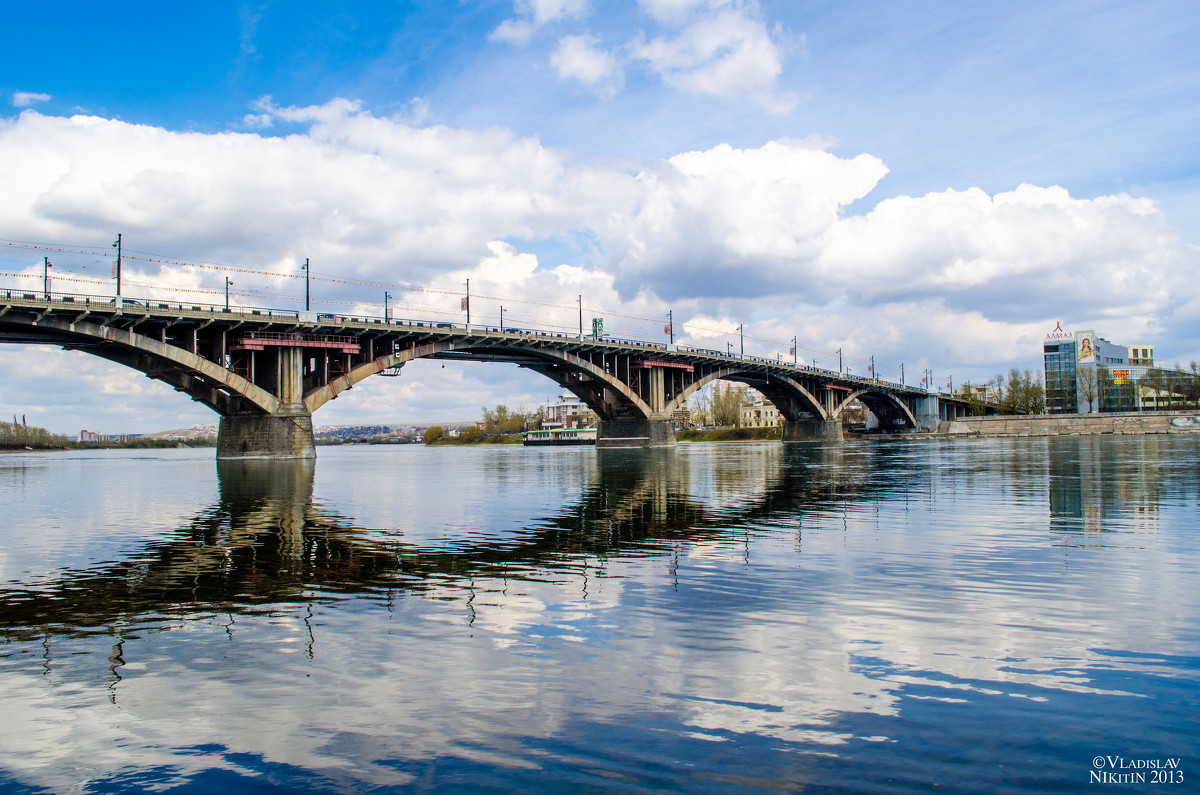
1077, 332, 1096, 363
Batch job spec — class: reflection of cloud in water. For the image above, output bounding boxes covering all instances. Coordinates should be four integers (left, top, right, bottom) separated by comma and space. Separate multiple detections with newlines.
0, 437, 1195, 791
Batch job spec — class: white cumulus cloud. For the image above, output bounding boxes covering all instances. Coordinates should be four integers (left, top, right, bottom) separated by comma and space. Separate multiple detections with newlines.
600, 140, 888, 299
550, 35, 624, 97
629, 2, 794, 110
12, 92, 51, 108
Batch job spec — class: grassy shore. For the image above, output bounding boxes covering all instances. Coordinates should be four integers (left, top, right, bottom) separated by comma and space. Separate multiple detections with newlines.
425, 433, 525, 445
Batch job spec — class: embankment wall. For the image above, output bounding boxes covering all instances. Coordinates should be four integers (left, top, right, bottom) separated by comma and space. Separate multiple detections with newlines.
938, 411, 1200, 438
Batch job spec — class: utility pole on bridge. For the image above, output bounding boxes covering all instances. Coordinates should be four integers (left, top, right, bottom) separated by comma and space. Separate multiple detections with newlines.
225, 277, 232, 311
302, 258, 310, 312
111, 234, 121, 297
43, 257, 51, 300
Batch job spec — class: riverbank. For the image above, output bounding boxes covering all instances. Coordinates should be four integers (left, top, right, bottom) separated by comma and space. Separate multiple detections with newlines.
425, 433, 525, 446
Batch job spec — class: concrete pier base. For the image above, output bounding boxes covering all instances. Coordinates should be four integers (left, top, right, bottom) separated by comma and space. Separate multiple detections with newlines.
597, 418, 676, 448
216, 412, 316, 460
781, 419, 843, 443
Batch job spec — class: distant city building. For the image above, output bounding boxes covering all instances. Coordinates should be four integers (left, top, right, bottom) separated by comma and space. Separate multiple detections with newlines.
957, 384, 991, 402
1043, 323, 1157, 413
541, 394, 596, 429
741, 400, 783, 428
78, 430, 141, 443
670, 406, 692, 429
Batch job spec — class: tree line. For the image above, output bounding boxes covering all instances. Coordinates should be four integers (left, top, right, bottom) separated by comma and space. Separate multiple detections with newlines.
961, 369, 1046, 416
423, 404, 547, 444
0, 418, 73, 449
972, 360, 1200, 416
687, 382, 751, 427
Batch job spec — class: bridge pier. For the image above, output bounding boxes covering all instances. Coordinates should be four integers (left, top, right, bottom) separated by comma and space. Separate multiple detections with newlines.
216, 410, 316, 460
596, 418, 676, 448
781, 419, 842, 443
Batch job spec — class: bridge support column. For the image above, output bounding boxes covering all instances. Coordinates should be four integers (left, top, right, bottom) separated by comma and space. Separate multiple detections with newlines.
217, 409, 316, 460
912, 394, 940, 430
596, 417, 676, 448
781, 419, 842, 442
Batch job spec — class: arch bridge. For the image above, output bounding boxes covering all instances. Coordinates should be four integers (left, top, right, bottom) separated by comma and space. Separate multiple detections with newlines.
0, 291, 972, 458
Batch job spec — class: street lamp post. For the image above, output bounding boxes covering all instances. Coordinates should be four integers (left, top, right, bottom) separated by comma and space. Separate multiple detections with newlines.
43, 257, 52, 300
464, 279, 471, 324
667, 310, 674, 344
500, 306, 505, 332
739, 324, 744, 357
838, 347, 843, 373
384, 292, 392, 322
225, 277, 232, 311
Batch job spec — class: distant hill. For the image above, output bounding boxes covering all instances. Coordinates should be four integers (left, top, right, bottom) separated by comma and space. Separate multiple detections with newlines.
143, 424, 218, 440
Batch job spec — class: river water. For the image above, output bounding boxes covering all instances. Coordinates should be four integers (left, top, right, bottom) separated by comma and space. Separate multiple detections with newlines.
0, 436, 1197, 793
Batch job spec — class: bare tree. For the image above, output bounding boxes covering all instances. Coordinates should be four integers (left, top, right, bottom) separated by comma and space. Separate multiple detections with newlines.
688, 390, 711, 426
1076, 368, 1098, 413
1170, 364, 1188, 409
710, 382, 749, 427
1024, 369, 1046, 414
1097, 366, 1115, 412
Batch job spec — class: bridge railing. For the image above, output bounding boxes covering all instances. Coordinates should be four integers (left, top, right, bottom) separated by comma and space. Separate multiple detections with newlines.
1, 288, 302, 320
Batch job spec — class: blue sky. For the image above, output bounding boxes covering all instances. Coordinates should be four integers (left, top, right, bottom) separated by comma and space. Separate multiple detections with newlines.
2, 1, 1198, 432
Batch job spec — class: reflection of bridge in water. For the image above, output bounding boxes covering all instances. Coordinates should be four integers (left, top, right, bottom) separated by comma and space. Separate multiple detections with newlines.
0, 292, 975, 457
2, 446, 918, 639
1, 438, 1178, 645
